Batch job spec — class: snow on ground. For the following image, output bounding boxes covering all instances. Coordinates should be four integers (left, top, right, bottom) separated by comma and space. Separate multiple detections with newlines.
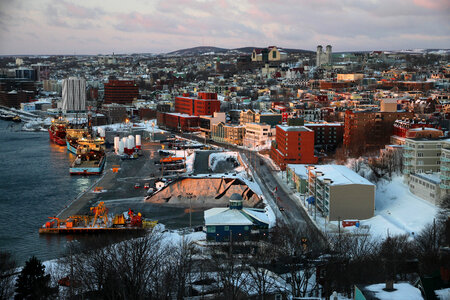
208, 151, 245, 173
273, 169, 437, 239
435, 288, 450, 300
94, 119, 166, 134
366, 175, 437, 238
365, 282, 423, 300
161, 149, 196, 173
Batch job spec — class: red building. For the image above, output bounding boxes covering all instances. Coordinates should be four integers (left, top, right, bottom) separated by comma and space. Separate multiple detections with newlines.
304, 122, 344, 151
104, 80, 139, 105
270, 125, 318, 170
175, 92, 221, 116
157, 112, 199, 132
393, 118, 438, 138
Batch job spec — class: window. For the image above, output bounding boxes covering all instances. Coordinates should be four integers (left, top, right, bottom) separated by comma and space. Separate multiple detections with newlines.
418, 153, 424, 157
244, 226, 249, 231
207, 226, 216, 233
224, 226, 229, 231
418, 145, 424, 148
438, 161, 441, 164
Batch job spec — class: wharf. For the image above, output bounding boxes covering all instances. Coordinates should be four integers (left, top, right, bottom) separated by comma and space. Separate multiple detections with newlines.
39, 227, 146, 234
56, 142, 162, 221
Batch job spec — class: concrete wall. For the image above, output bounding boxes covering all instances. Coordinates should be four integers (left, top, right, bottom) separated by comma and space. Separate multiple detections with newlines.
329, 184, 375, 221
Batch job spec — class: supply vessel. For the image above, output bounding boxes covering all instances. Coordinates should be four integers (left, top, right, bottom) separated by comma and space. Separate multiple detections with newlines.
69, 137, 106, 175
39, 202, 157, 234
48, 117, 68, 145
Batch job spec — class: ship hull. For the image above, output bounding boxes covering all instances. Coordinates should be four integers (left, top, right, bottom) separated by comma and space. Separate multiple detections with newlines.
48, 128, 66, 145
70, 156, 106, 175
66, 140, 78, 154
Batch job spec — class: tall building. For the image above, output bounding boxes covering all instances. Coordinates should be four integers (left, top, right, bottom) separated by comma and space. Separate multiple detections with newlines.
31, 64, 50, 81
62, 77, 86, 112
270, 125, 318, 170
103, 80, 139, 105
316, 45, 332, 67
175, 92, 221, 116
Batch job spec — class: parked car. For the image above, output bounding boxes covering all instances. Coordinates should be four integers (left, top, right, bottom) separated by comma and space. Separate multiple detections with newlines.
279, 206, 285, 212
144, 183, 150, 189
134, 183, 141, 189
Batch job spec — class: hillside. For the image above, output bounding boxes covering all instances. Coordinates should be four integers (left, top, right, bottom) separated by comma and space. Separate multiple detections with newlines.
167, 46, 314, 55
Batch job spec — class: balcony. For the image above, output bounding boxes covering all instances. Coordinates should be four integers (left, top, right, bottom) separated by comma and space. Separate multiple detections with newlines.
403, 169, 411, 174
440, 183, 450, 190
403, 161, 412, 166
441, 157, 450, 162
440, 174, 450, 180
441, 166, 450, 171
403, 153, 413, 158
403, 146, 414, 151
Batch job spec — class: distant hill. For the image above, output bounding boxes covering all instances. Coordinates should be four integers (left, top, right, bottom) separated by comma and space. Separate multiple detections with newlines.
167, 46, 314, 56
167, 46, 228, 56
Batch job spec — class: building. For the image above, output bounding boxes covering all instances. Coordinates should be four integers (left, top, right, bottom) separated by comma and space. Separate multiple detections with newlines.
211, 122, 245, 145
316, 45, 332, 67
175, 92, 221, 116
403, 136, 448, 176
380, 98, 399, 112
31, 64, 50, 81
199, 112, 226, 139
251, 46, 287, 62
239, 109, 282, 126
0, 79, 36, 108
104, 80, 139, 105
62, 77, 86, 112
287, 164, 375, 221
337, 74, 364, 82
243, 122, 273, 149
204, 193, 269, 242
344, 110, 414, 155
270, 125, 318, 170
157, 112, 199, 132
408, 173, 442, 205
304, 122, 344, 151
99, 104, 128, 124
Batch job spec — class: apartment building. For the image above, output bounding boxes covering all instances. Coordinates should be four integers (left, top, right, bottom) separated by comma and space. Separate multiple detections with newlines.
175, 92, 221, 116
287, 164, 375, 221
243, 122, 273, 148
270, 125, 318, 170
239, 109, 282, 126
211, 122, 245, 146
403, 137, 449, 176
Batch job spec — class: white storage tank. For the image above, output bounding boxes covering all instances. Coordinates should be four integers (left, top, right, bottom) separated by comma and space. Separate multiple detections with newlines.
136, 135, 141, 149
114, 136, 120, 152
122, 137, 128, 150
118, 141, 124, 154
128, 135, 135, 149
97, 127, 106, 138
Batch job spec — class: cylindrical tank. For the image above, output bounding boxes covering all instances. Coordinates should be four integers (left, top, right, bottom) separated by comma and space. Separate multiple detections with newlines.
122, 137, 128, 150
114, 136, 120, 151
128, 135, 135, 149
127, 137, 134, 150
118, 141, 124, 154
97, 127, 106, 138
136, 135, 141, 149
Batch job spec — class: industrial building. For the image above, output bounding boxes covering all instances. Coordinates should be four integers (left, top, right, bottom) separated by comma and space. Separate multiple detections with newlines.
104, 80, 139, 105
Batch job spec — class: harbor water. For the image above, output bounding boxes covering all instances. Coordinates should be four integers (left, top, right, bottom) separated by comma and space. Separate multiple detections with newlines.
0, 120, 203, 265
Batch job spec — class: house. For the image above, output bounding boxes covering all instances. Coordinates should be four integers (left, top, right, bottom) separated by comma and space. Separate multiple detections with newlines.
204, 193, 269, 242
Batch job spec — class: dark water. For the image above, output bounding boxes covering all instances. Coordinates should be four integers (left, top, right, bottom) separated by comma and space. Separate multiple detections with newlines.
0, 120, 204, 265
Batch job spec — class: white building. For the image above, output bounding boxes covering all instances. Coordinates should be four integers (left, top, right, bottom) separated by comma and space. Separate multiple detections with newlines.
316, 45, 332, 67
62, 77, 86, 112
243, 122, 273, 149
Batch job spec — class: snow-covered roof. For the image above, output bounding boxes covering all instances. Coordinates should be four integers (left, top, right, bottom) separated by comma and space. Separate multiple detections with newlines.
277, 125, 313, 132
204, 208, 254, 226
410, 172, 441, 185
364, 282, 423, 300
242, 208, 270, 224
288, 164, 374, 186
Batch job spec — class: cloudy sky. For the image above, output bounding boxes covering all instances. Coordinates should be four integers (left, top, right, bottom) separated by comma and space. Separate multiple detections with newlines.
0, 0, 449, 55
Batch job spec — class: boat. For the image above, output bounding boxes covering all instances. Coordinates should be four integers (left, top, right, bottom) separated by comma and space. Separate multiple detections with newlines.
12, 115, 21, 122
48, 117, 68, 145
66, 128, 89, 154
69, 137, 106, 175
0, 113, 15, 121
39, 202, 158, 234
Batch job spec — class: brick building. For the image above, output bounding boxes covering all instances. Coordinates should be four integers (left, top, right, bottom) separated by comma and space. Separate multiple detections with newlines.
304, 122, 344, 151
0, 79, 36, 108
175, 92, 221, 116
104, 80, 139, 104
157, 112, 199, 132
344, 110, 414, 155
270, 125, 318, 170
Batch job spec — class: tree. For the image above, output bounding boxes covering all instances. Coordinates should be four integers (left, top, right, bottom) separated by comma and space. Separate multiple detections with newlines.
15, 256, 58, 300
0, 251, 16, 300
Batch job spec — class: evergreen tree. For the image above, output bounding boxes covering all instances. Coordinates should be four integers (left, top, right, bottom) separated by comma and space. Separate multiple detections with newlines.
14, 256, 57, 300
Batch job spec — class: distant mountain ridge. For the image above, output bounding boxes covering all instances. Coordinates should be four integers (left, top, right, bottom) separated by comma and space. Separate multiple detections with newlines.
167, 46, 314, 55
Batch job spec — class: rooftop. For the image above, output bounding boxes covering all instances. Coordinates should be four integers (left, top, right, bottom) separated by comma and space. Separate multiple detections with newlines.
277, 125, 313, 132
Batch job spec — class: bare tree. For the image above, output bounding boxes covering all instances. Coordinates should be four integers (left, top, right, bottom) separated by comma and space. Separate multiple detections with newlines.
0, 251, 16, 300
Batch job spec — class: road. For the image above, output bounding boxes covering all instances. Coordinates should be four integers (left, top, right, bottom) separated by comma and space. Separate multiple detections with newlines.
178, 132, 326, 242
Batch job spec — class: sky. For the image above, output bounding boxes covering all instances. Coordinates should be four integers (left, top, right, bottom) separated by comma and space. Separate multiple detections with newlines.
0, 0, 449, 55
